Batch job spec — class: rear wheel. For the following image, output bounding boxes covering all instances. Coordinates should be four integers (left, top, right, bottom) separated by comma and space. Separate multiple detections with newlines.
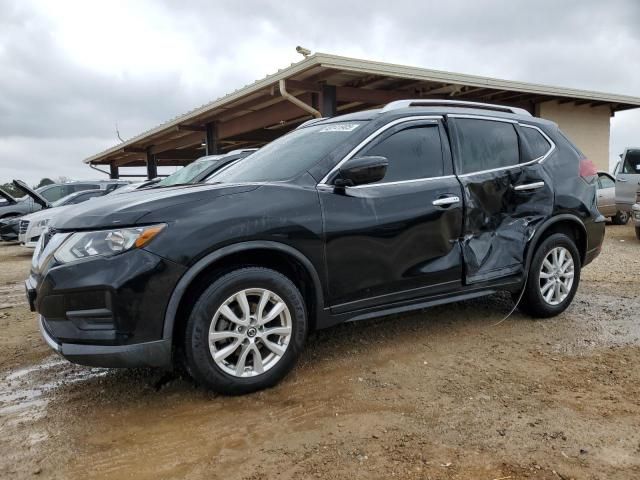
183, 267, 307, 395
611, 210, 629, 225
518, 233, 581, 318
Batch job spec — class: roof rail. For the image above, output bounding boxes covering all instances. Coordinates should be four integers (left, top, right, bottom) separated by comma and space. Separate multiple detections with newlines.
227, 148, 259, 154
296, 117, 328, 129
380, 99, 532, 116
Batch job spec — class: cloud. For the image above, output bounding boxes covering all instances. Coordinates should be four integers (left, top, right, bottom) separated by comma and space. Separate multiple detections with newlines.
0, 0, 638, 184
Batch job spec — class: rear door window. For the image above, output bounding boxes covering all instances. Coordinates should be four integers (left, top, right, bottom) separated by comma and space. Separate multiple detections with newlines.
455, 119, 519, 174
360, 123, 444, 183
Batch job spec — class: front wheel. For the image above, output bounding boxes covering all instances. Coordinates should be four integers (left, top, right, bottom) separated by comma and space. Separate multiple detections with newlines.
517, 233, 581, 318
184, 267, 307, 395
611, 210, 629, 225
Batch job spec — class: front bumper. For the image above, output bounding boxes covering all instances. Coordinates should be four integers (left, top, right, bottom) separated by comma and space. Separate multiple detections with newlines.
39, 315, 172, 367
28, 246, 186, 368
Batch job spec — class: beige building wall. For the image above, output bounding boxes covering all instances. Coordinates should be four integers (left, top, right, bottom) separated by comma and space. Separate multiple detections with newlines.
536, 101, 611, 171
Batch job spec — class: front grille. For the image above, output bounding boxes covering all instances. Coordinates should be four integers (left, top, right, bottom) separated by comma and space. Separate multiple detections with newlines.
41, 228, 54, 250
19, 220, 30, 234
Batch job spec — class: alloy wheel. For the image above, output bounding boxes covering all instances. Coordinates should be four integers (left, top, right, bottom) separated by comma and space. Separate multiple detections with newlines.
208, 288, 292, 377
538, 246, 575, 306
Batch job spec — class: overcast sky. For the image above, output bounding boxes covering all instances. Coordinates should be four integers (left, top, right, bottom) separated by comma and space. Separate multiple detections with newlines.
1, 0, 639, 185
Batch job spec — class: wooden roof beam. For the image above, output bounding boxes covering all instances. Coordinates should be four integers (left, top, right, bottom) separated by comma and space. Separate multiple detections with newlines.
149, 131, 206, 155
335, 86, 410, 105
218, 94, 314, 139
154, 148, 204, 160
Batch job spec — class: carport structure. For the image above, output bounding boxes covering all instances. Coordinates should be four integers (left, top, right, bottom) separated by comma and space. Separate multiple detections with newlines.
84, 53, 640, 177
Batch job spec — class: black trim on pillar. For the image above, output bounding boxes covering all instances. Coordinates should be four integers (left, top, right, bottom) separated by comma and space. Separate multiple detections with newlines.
109, 163, 119, 179
146, 149, 158, 179
205, 122, 220, 155
320, 85, 337, 117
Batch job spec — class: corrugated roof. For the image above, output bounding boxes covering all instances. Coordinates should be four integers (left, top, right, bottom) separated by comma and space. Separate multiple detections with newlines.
84, 52, 640, 166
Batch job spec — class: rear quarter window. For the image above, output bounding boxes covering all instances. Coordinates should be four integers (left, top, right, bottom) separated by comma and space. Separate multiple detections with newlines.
520, 125, 552, 161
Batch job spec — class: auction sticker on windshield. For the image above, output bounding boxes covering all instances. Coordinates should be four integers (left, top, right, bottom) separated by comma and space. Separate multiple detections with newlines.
319, 123, 360, 133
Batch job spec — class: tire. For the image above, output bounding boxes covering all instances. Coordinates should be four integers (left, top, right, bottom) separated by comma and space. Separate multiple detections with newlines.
184, 267, 307, 395
517, 233, 581, 318
611, 210, 629, 225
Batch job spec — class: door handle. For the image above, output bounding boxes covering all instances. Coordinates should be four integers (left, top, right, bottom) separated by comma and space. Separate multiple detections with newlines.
432, 195, 460, 207
617, 178, 628, 182
513, 181, 545, 191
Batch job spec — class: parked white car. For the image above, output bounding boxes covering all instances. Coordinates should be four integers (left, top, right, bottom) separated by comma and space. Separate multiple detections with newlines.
19, 189, 109, 247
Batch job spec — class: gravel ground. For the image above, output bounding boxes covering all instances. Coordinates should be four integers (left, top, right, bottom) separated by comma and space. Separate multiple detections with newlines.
1, 224, 639, 480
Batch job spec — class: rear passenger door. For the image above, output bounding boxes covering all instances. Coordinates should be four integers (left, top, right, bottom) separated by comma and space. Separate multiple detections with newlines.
449, 116, 554, 284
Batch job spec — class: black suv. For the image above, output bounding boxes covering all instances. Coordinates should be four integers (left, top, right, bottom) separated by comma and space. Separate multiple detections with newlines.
27, 100, 604, 395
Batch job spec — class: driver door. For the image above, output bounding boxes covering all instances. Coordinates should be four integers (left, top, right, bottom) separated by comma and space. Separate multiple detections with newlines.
319, 118, 463, 313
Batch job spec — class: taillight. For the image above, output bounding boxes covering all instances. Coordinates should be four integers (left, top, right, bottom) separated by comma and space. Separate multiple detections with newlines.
579, 158, 598, 178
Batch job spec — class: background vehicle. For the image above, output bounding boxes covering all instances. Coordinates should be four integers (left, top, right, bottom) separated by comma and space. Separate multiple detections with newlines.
614, 148, 640, 213
0, 179, 126, 220
633, 204, 640, 240
27, 100, 604, 395
0, 217, 20, 241
150, 149, 258, 188
18, 189, 110, 247
597, 171, 629, 224
109, 177, 161, 194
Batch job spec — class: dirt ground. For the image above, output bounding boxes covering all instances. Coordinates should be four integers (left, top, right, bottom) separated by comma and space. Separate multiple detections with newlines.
1, 225, 639, 480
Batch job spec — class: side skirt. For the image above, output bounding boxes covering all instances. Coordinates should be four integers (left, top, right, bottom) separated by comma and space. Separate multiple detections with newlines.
315, 277, 522, 330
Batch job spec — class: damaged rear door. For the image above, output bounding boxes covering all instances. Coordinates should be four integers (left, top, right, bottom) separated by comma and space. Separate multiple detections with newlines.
448, 116, 554, 284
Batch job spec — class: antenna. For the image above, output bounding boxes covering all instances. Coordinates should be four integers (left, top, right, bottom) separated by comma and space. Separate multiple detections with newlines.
115, 122, 124, 143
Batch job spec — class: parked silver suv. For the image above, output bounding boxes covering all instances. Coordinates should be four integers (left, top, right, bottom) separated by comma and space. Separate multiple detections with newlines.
614, 148, 640, 214
597, 172, 629, 224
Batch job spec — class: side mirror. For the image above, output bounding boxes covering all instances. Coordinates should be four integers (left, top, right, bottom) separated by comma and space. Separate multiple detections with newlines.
334, 156, 388, 187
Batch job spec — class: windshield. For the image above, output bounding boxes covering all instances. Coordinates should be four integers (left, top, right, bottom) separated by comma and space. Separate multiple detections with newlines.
51, 192, 78, 207
156, 157, 221, 187
208, 121, 366, 183
622, 150, 640, 174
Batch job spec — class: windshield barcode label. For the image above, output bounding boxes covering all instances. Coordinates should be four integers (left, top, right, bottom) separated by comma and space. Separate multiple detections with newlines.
319, 123, 360, 133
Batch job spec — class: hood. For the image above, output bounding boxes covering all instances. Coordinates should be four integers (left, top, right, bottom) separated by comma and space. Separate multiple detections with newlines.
0, 188, 17, 205
13, 180, 51, 208
0, 188, 18, 205
51, 182, 260, 230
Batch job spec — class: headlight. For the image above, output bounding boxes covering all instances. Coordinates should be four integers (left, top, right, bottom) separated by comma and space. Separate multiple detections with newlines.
54, 224, 166, 264
34, 218, 50, 229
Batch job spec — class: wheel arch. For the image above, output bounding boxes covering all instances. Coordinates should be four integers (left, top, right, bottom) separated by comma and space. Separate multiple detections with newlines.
524, 214, 587, 272
0, 212, 23, 219
162, 241, 324, 345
